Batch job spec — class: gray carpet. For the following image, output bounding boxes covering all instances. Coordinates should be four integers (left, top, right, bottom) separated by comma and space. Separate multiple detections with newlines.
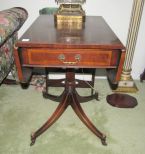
0, 79, 145, 154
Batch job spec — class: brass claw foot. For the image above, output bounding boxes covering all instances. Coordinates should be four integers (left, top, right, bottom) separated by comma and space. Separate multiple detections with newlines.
101, 135, 107, 146
30, 133, 36, 146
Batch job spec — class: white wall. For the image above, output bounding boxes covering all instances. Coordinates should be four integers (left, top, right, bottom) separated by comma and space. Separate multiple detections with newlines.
0, 0, 144, 80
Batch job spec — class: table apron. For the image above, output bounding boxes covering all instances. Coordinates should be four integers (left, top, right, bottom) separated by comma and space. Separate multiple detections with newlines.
20, 48, 121, 68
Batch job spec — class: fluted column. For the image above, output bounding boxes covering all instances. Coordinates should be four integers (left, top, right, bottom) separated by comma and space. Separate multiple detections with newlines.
116, 0, 145, 92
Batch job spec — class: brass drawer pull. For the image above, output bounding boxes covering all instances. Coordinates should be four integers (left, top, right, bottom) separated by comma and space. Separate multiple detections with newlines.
63, 61, 78, 65
58, 54, 81, 65
75, 54, 81, 61
58, 54, 65, 61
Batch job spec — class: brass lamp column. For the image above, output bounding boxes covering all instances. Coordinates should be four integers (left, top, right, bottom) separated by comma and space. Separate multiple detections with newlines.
117, 0, 145, 92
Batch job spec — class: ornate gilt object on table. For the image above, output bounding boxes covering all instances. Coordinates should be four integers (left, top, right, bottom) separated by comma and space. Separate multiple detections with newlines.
55, 0, 86, 29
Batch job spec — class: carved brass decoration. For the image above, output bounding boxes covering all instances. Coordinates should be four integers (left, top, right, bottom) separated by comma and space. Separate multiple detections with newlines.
54, 0, 86, 29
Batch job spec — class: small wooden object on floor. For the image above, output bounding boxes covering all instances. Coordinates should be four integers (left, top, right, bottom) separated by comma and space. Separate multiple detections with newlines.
106, 93, 138, 108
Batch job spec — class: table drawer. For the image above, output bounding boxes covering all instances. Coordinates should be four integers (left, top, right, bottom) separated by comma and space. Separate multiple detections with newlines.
22, 48, 117, 67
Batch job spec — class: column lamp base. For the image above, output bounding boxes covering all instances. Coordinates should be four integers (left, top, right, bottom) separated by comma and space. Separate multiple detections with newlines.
114, 80, 138, 93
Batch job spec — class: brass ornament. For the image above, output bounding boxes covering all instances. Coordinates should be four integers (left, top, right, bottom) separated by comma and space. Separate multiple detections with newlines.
54, 0, 86, 29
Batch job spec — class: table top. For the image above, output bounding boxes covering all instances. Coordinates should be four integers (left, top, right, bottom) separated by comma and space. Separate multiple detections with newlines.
17, 15, 125, 50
